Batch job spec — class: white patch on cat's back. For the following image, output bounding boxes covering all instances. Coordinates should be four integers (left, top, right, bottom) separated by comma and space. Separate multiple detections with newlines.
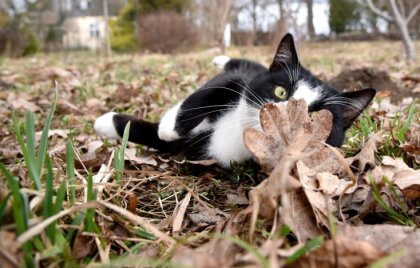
191, 118, 212, 134
94, 112, 120, 139
158, 102, 182, 141
293, 80, 322, 106
212, 55, 231, 70
207, 99, 259, 168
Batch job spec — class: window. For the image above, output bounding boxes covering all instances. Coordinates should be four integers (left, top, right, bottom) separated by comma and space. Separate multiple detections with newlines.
89, 22, 100, 38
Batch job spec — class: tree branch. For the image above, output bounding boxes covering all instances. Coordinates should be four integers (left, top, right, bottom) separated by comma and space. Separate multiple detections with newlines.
356, 0, 394, 21
406, 3, 420, 24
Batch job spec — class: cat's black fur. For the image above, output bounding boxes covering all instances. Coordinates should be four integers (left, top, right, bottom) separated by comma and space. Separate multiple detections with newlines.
95, 33, 376, 168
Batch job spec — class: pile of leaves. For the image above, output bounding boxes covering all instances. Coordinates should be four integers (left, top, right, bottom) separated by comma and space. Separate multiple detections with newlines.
0, 44, 419, 267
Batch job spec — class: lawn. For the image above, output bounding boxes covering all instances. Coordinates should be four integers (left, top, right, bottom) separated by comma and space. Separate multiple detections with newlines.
0, 40, 419, 267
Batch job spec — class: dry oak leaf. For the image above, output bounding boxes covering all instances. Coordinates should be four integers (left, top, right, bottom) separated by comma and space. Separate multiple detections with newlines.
295, 235, 386, 268
366, 156, 420, 200
245, 99, 333, 222
244, 99, 333, 173
339, 224, 420, 268
393, 169, 420, 200
401, 123, 420, 164
347, 131, 383, 173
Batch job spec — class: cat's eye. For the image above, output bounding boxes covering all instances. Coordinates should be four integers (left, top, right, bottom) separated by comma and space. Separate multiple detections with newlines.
274, 86, 288, 100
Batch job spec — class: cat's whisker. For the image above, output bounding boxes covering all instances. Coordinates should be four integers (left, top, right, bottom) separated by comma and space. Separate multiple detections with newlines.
324, 95, 365, 111
179, 108, 237, 122
238, 77, 266, 107
181, 104, 245, 112
323, 100, 363, 112
323, 94, 364, 111
199, 85, 263, 108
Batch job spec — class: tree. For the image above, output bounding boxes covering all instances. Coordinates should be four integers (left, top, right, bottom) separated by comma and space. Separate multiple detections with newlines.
329, 0, 360, 34
195, 0, 232, 50
305, 0, 315, 39
356, 0, 419, 61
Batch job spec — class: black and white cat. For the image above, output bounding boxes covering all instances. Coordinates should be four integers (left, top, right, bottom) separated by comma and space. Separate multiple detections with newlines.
94, 33, 376, 168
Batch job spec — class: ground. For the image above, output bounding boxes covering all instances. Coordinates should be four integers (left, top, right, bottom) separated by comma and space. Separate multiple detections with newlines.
0, 41, 419, 267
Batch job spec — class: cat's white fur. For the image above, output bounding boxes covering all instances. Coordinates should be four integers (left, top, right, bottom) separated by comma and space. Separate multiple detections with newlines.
94, 112, 119, 139
158, 102, 182, 141
293, 80, 322, 106
207, 98, 259, 167
212, 55, 231, 70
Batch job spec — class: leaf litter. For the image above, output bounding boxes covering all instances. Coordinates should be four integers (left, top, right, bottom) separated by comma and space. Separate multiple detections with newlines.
0, 51, 419, 267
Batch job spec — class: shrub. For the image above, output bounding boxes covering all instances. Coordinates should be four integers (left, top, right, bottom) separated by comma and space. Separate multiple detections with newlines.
137, 11, 198, 53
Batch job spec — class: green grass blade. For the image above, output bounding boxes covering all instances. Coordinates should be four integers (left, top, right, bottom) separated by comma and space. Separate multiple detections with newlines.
287, 236, 325, 263
25, 111, 37, 165
66, 139, 76, 205
0, 163, 34, 266
369, 175, 415, 226
397, 100, 416, 141
0, 192, 11, 225
115, 122, 130, 183
36, 83, 58, 176
85, 170, 100, 233
368, 249, 405, 268
54, 180, 67, 214
12, 112, 41, 190
216, 234, 269, 268
44, 155, 56, 243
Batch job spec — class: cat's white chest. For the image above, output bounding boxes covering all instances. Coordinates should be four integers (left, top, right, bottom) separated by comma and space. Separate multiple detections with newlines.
207, 99, 259, 168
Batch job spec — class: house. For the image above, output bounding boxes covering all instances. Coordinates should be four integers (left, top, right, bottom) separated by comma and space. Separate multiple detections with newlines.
49, 0, 126, 50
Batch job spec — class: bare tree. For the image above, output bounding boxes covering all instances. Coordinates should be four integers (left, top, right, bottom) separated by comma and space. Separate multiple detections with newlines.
305, 0, 315, 39
356, 0, 419, 61
196, 0, 231, 51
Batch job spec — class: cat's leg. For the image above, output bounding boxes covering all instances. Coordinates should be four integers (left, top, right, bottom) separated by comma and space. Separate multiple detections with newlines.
94, 112, 181, 153
158, 75, 244, 141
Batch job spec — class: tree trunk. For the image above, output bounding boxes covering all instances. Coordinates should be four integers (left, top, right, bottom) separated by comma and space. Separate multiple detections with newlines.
388, 0, 415, 60
276, 0, 287, 39
103, 0, 112, 58
306, 0, 315, 40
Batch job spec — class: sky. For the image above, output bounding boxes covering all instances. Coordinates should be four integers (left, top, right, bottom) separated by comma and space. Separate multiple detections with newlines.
236, 1, 331, 36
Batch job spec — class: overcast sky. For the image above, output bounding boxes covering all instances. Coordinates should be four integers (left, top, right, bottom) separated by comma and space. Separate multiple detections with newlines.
237, 1, 331, 35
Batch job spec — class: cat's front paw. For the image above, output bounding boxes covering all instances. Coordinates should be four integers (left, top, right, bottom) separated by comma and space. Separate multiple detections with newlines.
158, 103, 182, 141
94, 112, 120, 139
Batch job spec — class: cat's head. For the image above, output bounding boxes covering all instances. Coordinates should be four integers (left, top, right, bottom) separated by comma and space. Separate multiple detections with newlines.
247, 33, 376, 147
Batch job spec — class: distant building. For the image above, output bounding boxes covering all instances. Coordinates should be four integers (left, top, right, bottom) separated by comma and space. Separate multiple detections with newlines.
48, 0, 126, 50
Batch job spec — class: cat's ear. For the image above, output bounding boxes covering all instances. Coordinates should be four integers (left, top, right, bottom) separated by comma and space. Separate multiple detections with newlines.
340, 88, 376, 129
269, 33, 300, 73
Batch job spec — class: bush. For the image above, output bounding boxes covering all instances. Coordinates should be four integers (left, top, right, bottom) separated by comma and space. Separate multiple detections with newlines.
110, 1, 137, 52
329, 0, 360, 34
138, 11, 198, 53
0, 26, 40, 57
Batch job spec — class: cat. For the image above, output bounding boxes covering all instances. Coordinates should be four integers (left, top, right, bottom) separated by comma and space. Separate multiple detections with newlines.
94, 33, 376, 169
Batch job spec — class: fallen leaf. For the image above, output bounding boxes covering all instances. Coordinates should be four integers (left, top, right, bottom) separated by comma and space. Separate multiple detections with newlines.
172, 192, 191, 233
225, 193, 249, 206
243, 99, 333, 173
0, 231, 22, 268
339, 224, 420, 268
125, 148, 157, 166
244, 99, 334, 232
279, 188, 322, 242
347, 131, 383, 172
9, 98, 40, 112
393, 169, 420, 200
366, 156, 413, 185
72, 232, 96, 259
295, 235, 386, 268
